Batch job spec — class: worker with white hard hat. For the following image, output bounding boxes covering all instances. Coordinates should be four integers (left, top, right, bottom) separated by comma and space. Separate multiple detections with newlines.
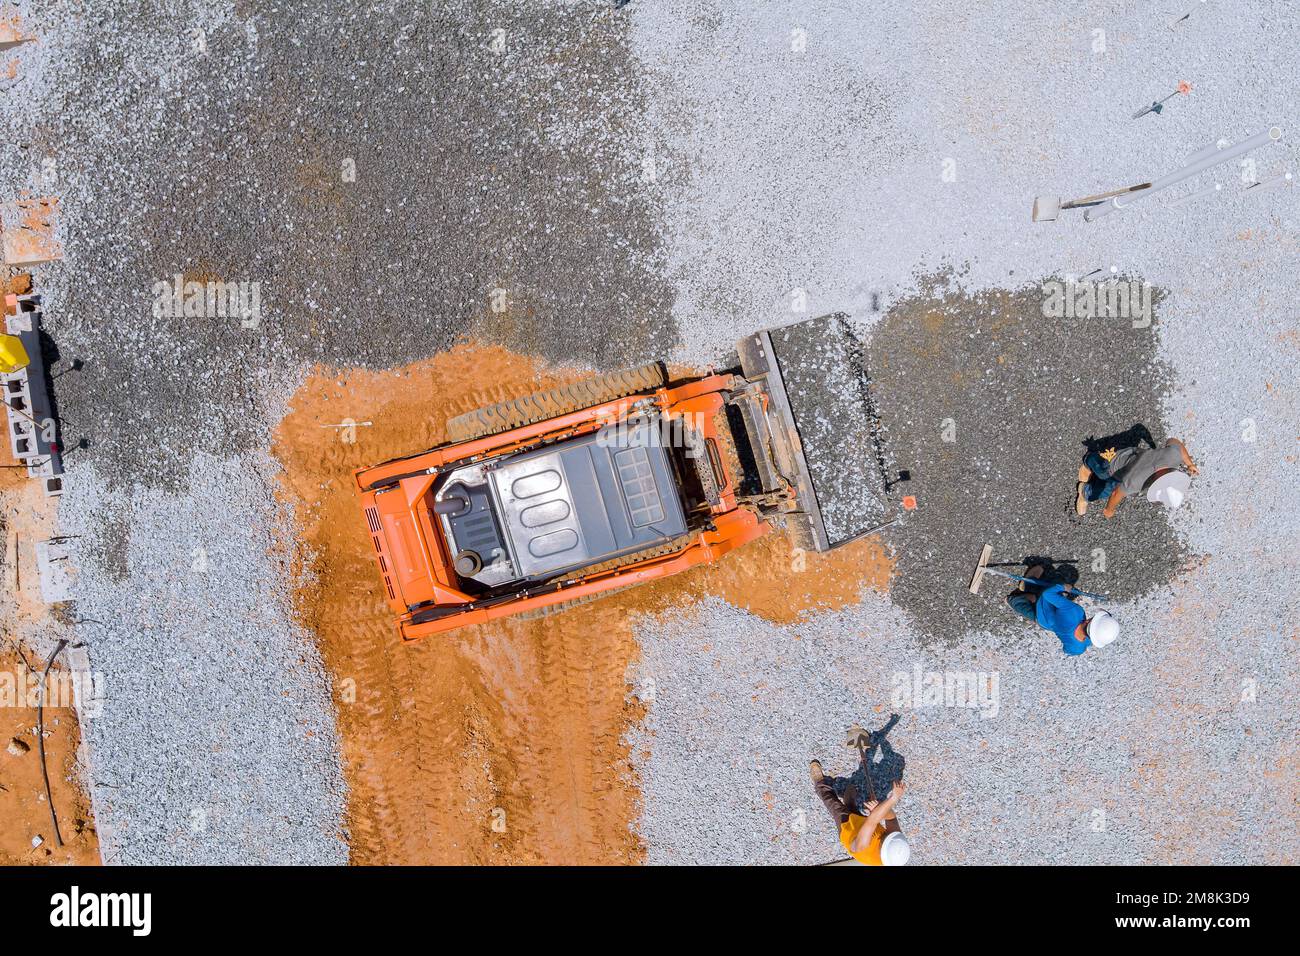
1075, 436, 1197, 518
1006, 565, 1120, 654
810, 720, 911, 866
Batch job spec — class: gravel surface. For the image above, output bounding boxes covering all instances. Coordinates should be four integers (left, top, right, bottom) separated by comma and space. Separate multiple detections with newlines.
14, 0, 672, 489
866, 275, 1186, 640
2, 0, 1295, 866
58, 454, 346, 864
627, 0, 1299, 864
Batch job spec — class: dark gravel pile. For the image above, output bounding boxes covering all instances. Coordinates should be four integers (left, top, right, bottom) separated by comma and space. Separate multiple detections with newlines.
29, 0, 672, 491
869, 274, 1188, 642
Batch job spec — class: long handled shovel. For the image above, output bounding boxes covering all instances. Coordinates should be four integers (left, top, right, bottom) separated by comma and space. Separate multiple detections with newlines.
968, 543, 1109, 600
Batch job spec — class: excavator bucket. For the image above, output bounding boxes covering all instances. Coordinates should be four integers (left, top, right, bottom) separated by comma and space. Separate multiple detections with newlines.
735, 312, 889, 551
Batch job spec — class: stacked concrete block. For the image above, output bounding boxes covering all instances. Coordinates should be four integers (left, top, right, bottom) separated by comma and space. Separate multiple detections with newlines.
3, 291, 64, 495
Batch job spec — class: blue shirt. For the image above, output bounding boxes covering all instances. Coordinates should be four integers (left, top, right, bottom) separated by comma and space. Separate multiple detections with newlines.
1036, 584, 1091, 655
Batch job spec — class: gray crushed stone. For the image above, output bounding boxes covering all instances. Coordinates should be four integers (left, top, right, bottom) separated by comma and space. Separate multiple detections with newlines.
7, 0, 673, 489
867, 275, 1186, 640
58, 453, 347, 865
627, 0, 1299, 864
632, 587, 1297, 865
0, 0, 1293, 867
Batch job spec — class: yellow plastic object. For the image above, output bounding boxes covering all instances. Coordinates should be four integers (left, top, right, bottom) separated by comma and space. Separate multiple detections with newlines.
0, 333, 30, 374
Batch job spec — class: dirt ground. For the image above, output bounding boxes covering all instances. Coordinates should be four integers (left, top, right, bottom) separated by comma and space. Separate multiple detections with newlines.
0, 643, 99, 866
273, 343, 894, 864
0, 454, 99, 866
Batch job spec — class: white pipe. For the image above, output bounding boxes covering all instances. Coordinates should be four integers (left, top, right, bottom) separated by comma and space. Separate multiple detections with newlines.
1168, 182, 1222, 207
1086, 126, 1282, 221
1185, 138, 1227, 165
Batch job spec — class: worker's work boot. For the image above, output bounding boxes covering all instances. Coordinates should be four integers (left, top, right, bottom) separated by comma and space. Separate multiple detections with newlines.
1076, 465, 1091, 516
809, 760, 825, 785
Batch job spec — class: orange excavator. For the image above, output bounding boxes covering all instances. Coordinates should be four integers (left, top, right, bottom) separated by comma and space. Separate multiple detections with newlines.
355, 314, 887, 642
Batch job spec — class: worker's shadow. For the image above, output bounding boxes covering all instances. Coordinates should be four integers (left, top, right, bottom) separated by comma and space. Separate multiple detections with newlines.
1081, 423, 1156, 458
1014, 554, 1080, 588
834, 714, 906, 810
39, 331, 90, 456
984, 553, 1079, 589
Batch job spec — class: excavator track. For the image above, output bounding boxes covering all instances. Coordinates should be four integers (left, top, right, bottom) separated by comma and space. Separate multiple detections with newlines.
445, 362, 668, 443
517, 534, 695, 620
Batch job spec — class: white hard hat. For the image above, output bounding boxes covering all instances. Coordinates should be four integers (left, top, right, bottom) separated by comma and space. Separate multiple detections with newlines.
880, 831, 911, 866
1147, 469, 1191, 509
1087, 611, 1120, 649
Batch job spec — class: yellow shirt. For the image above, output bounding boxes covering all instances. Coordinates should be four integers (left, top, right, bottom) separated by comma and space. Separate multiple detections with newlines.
839, 813, 885, 865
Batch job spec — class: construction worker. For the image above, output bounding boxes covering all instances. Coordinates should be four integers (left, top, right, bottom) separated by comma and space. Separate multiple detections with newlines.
1075, 437, 1197, 518
809, 720, 911, 866
1006, 566, 1119, 655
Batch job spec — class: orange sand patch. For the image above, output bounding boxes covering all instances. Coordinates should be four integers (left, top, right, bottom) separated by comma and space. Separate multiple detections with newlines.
0, 643, 100, 866
0, 434, 99, 866
272, 343, 893, 865
1, 197, 62, 267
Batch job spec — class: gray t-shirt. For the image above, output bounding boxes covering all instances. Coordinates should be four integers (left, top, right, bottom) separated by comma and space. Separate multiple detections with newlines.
1109, 441, 1183, 495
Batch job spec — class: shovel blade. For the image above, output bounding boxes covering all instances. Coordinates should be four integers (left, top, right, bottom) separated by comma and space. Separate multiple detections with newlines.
1032, 195, 1061, 222
969, 543, 993, 594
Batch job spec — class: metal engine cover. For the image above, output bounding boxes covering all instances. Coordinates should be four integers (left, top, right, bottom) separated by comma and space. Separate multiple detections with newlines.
488, 419, 687, 580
